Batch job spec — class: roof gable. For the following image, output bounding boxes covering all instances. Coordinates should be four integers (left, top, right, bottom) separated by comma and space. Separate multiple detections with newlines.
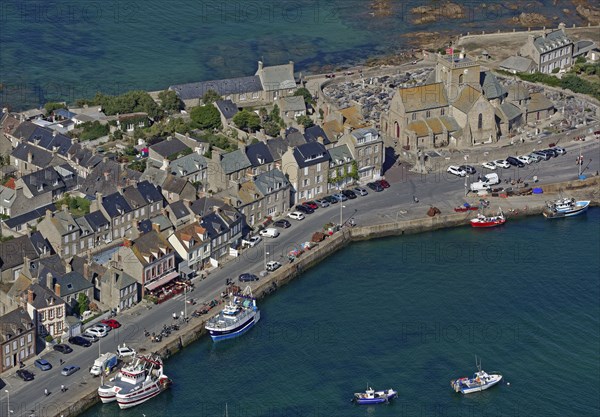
398, 83, 448, 112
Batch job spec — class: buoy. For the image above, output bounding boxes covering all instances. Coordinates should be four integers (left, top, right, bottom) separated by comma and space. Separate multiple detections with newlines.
507, 382, 511, 386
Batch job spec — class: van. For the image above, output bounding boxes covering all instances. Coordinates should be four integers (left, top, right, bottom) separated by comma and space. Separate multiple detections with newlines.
470, 181, 491, 192
90, 352, 118, 376
258, 228, 279, 238
482, 173, 499, 185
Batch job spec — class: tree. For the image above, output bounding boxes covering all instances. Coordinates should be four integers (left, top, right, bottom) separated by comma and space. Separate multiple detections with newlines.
44, 102, 66, 114
79, 121, 110, 141
233, 109, 261, 132
293, 87, 314, 105
190, 105, 222, 130
158, 90, 182, 113
77, 293, 90, 316
202, 89, 222, 105
263, 120, 281, 137
296, 115, 314, 129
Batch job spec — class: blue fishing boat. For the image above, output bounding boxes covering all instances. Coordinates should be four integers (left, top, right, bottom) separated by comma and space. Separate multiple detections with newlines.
543, 198, 590, 219
205, 287, 260, 341
352, 387, 397, 405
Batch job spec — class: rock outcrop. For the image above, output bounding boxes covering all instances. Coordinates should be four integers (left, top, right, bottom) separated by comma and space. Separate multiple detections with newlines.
512, 12, 551, 27
574, 0, 600, 25
410, 2, 465, 25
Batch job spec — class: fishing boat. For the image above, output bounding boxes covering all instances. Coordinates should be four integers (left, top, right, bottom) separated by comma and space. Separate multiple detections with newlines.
352, 387, 398, 404
543, 198, 590, 219
470, 209, 506, 228
451, 357, 502, 394
205, 286, 260, 341
98, 354, 171, 408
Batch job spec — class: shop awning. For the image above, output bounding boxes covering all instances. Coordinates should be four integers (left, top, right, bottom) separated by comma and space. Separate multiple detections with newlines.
145, 271, 179, 291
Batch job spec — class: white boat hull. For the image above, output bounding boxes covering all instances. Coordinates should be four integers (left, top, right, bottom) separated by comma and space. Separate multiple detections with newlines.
116, 376, 171, 409
452, 374, 502, 394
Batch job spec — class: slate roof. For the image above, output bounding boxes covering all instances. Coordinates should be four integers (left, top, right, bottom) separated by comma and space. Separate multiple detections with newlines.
527, 93, 555, 113
54, 108, 77, 119
78, 159, 141, 197
292, 142, 330, 168
350, 127, 379, 141
54, 271, 93, 296
245, 142, 274, 167
499, 102, 523, 121
169, 153, 207, 177
0, 234, 46, 272
266, 137, 288, 160
3, 203, 56, 229
452, 85, 482, 114
0, 185, 16, 208
507, 84, 530, 102
214, 100, 239, 120
258, 63, 296, 91
499, 56, 536, 73
130, 230, 173, 266
140, 165, 168, 188
439, 116, 460, 132
190, 197, 226, 217
69, 144, 103, 169
84, 210, 110, 230
20, 165, 75, 197
136, 180, 164, 204
101, 192, 133, 218
122, 183, 147, 210
406, 120, 430, 137
279, 96, 305, 112
13, 123, 74, 156
0, 307, 34, 342
200, 211, 229, 238
26, 283, 65, 309
101, 267, 137, 290
284, 127, 307, 147
168, 200, 192, 220
11, 142, 54, 166
398, 83, 448, 112
161, 175, 189, 194
328, 144, 353, 165
221, 149, 251, 174
532, 29, 572, 53
149, 138, 190, 159
254, 169, 289, 196
49, 210, 79, 236
480, 71, 506, 100
304, 125, 332, 146
170, 76, 263, 100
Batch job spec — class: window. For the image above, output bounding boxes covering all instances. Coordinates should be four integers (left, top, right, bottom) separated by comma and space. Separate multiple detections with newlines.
240, 93, 246, 101
4, 358, 9, 368
374, 145, 378, 152
426, 110, 431, 118
459, 74, 464, 85
4, 345, 9, 354
477, 113, 483, 129
303, 179, 309, 186
13, 340, 17, 350
27, 334, 32, 343
57, 322, 62, 332
412, 113, 417, 121
268, 206, 276, 215
20, 336, 24, 346
316, 175, 322, 183
63, 236, 68, 244
303, 167, 308, 176
441, 108, 445, 116
65, 245, 69, 255
49, 309, 54, 319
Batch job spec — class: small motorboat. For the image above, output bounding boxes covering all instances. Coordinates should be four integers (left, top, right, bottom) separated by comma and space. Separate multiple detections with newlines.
352, 387, 397, 405
451, 357, 502, 394
454, 204, 479, 212
470, 209, 506, 228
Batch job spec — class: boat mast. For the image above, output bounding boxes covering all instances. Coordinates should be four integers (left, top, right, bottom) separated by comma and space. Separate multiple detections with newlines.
578, 140, 583, 177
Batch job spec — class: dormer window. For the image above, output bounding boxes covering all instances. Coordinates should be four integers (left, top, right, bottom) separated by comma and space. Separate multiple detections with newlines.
68, 224, 74, 231
37, 185, 44, 192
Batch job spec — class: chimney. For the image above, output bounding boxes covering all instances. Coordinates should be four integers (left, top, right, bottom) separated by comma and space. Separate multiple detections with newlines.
212, 146, 223, 162
103, 171, 110, 181
52, 130, 57, 138
65, 261, 72, 273
317, 136, 324, 144
161, 159, 169, 171
95, 192, 103, 208
258, 61, 264, 72
46, 272, 53, 289
114, 271, 120, 284
23, 256, 31, 270
83, 261, 89, 279
27, 151, 33, 163
27, 289, 34, 304
54, 283, 61, 297
152, 222, 161, 232
195, 146, 203, 155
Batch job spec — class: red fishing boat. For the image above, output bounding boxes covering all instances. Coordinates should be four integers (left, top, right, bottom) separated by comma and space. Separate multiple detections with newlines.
470, 209, 506, 228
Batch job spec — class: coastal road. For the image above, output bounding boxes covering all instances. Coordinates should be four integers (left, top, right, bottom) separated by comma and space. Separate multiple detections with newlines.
2, 139, 598, 417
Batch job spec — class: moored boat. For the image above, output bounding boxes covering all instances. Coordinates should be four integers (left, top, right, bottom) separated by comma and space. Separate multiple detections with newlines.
451, 357, 502, 394
543, 198, 590, 219
352, 387, 398, 404
205, 286, 260, 341
470, 209, 506, 228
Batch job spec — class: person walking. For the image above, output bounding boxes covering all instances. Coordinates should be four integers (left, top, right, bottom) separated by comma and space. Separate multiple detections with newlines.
60, 384, 66, 393
44, 388, 49, 396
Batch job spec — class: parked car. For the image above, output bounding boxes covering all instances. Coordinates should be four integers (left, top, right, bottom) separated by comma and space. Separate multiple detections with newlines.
332, 193, 348, 202
239, 273, 259, 282
34, 359, 52, 371
93, 323, 112, 333
243, 235, 262, 246
553, 146, 566, 155
85, 327, 108, 338
302, 201, 319, 210
53, 344, 73, 354
295, 204, 314, 214
68, 336, 92, 347
447, 165, 467, 177
16, 369, 34, 381
459, 165, 477, 175
259, 228, 279, 238
342, 189, 357, 199
81, 333, 99, 343
323, 195, 338, 204
265, 261, 282, 272
273, 219, 291, 228
314, 198, 330, 207
517, 155, 533, 165
288, 211, 305, 221
533, 150, 551, 161
377, 179, 391, 188
61, 365, 80, 376
366, 182, 383, 192
528, 153, 543, 163
353, 187, 368, 196
101, 319, 121, 329
544, 148, 558, 158
494, 159, 510, 169
481, 161, 496, 170
116, 345, 136, 359
506, 156, 525, 167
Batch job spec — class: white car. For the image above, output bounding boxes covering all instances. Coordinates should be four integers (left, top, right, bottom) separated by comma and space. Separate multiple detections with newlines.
553, 146, 566, 155
116, 344, 136, 359
259, 228, 279, 238
288, 211, 305, 221
517, 155, 533, 165
494, 159, 510, 169
528, 153, 542, 163
447, 165, 467, 177
243, 236, 262, 246
481, 162, 496, 170
93, 323, 112, 333
314, 198, 330, 207
265, 261, 282, 272
85, 327, 108, 338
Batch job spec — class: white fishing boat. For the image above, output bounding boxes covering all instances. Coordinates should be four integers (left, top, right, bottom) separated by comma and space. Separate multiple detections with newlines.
451, 357, 502, 394
543, 198, 590, 218
205, 286, 260, 341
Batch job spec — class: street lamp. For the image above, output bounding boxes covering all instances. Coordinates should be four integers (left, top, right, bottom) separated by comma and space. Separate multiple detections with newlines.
5, 389, 13, 414
464, 175, 469, 197
263, 245, 269, 269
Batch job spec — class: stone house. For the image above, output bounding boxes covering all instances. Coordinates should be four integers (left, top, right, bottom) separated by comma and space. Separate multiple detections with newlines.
214, 100, 240, 127
99, 267, 139, 312
47, 269, 94, 315
160, 175, 197, 204
327, 144, 355, 191
169, 75, 264, 108
165, 200, 194, 228
245, 141, 277, 176
77, 159, 142, 198
256, 61, 297, 101
525, 93, 556, 123
339, 128, 383, 182
173, 132, 210, 156
0, 307, 36, 372
279, 96, 306, 121
207, 147, 252, 193
281, 141, 330, 203
450, 85, 497, 146
519, 26, 573, 74
16, 165, 77, 201
10, 142, 61, 176
94, 191, 133, 241
121, 180, 164, 222
23, 278, 66, 339
167, 223, 210, 274
166, 151, 208, 187
148, 137, 191, 166
0, 232, 51, 285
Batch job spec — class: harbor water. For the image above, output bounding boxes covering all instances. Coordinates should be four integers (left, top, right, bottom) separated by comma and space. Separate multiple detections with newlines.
0, 0, 587, 110
82, 208, 600, 417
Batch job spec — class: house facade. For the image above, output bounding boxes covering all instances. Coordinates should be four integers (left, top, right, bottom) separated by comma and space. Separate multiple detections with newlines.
168, 223, 210, 273
0, 307, 36, 371
339, 128, 383, 182
519, 27, 573, 74
281, 142, 330, 203
24, 280, 66, 339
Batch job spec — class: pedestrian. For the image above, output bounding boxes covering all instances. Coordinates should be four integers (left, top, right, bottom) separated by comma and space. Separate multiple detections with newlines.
60, 358, 64, 365
60, 384, 65, 393
180, 310, 184, 319
172, 312, 177, 320
44, 388, 49, 396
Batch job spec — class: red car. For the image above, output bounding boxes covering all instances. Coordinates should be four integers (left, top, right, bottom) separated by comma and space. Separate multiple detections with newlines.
376, 179, 391, 188
302, 201, 319, 210
101, 319, 121, 329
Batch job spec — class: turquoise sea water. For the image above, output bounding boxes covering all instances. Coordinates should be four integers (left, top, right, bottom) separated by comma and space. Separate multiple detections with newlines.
0, 0, 586, 110
82, 208, 600, 417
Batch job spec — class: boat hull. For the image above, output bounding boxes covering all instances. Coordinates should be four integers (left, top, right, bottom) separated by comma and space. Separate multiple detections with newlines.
353, 389, 397, 405
208, 310, 260, 341
470, 219, 506, 228
98, 389, 117, 403
116, 377, 171, 409
543, 201, 590, 218
452, 374, 502, 394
